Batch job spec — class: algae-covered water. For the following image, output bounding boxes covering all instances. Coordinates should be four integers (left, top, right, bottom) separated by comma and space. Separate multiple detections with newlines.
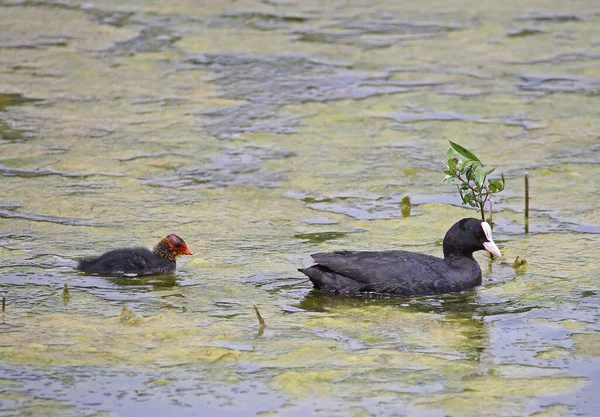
1, 0, 599, 416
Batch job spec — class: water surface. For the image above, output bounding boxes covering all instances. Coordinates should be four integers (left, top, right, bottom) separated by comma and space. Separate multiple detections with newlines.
1, 0, 599, 416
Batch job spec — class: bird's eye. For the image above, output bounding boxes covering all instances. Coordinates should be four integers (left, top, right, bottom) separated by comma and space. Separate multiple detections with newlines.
475, 231, 481, 237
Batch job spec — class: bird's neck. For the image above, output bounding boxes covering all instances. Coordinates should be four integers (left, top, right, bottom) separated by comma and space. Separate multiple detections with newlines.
154, 241, 177, 261
443, 251, 476, 265
443, 239, 476, 259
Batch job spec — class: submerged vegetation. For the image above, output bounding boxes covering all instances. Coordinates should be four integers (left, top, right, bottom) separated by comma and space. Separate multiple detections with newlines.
0, 1, 598, 416
442, 141, 505, 223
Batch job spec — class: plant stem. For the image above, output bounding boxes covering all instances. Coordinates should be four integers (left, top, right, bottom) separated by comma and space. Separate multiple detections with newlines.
252, 303, 266, 329
525, 173, 529, 233
455, 172, 488, 222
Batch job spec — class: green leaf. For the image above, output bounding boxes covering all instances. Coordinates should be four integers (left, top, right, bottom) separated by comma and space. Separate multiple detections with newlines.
489, 180, 503, 192
460, 159, 480, 173
448, 157, 458, 171
474, 166, 486, 187
465, 164, 478, 182
486, 167, 496, 176
449, 141, 481, 162
442, 175, 453, 183
445, 148, 454, 160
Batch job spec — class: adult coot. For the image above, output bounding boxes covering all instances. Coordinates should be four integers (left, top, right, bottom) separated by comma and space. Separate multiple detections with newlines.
76, 234, 192, 277
299, 218, 501, 296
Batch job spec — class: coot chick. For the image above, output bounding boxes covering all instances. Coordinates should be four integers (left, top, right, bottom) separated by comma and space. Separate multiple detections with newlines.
76, 234, 193, 277
299, 218, 501, 296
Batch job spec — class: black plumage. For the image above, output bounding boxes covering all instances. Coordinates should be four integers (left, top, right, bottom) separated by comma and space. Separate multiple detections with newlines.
76, 234, 192, 277
299, 218, 501, 296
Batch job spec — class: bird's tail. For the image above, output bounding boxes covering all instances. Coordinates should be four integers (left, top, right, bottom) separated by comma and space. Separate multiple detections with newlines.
298, 265, 364, 294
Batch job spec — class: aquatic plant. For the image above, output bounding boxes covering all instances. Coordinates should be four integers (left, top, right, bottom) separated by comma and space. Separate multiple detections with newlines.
442, 141, 505, 223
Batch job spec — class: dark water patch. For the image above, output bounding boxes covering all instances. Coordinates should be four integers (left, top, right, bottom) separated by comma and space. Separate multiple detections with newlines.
0, 119, 37, 143
198, 103, 303, 138
497, 208, 600, 235
1, 0, 80, 10
0, 95, 43, 142
287, 190, 463, 220
145, 145, 294, 189
291, 31, 399, 49
0, 363, 287, 417
290, 186, 598, 235
0, 93, 43, 111
244, 273, 309, 295
0, 207, 103, 227
507, 27, 546, 37
208, 10, 464, 49
389, 108, 546, 130
0, 201, 23, 210
547, 142, 600, 165
313, 328, 367, 350
517, 74, 600, 95
529, 213, 600, 234
130, 96, 189, 106
0, 271, 188, 314
105, 27, 181, 56
85, 8, 136, 27
57, 181, 121, 196
509, 52, 600, 65
210, 10, 312, 31
305, 200, 394, 220
437, 88, 489, 98
387, 65, 493, 80
118, 150, 192, 162
208, 299, 249, 319
181, 53, 420, 138
0, 257, 67, 270
3, 0, 138, 31
181, 52, 411, 104
391, 109, 490, 124
481, 308, 589, 369
104, 275, 180, 290
0, 164, 120, 179
501, 115, 547, 130
297, 289, 490, 316
293, 16, 466, 49
0, 230, 34, 245
300, 217, 339, 225
0, 35, 70, 50
294, 231, 360, 244
516, 12, 587, 22
334, 16, 465, 36
7, 63, 63, 78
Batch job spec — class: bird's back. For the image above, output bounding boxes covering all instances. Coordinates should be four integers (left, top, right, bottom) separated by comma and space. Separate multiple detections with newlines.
302, 250, 480, 296
76, 247, 170, 276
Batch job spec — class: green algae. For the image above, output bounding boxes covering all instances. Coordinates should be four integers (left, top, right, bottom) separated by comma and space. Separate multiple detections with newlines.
460, 375, 587, 397
1, 0, 599, 415
0, 310, 244, 367
275, 370, 345, 396
572, 333, 600, 356
119, 305, 143, 325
